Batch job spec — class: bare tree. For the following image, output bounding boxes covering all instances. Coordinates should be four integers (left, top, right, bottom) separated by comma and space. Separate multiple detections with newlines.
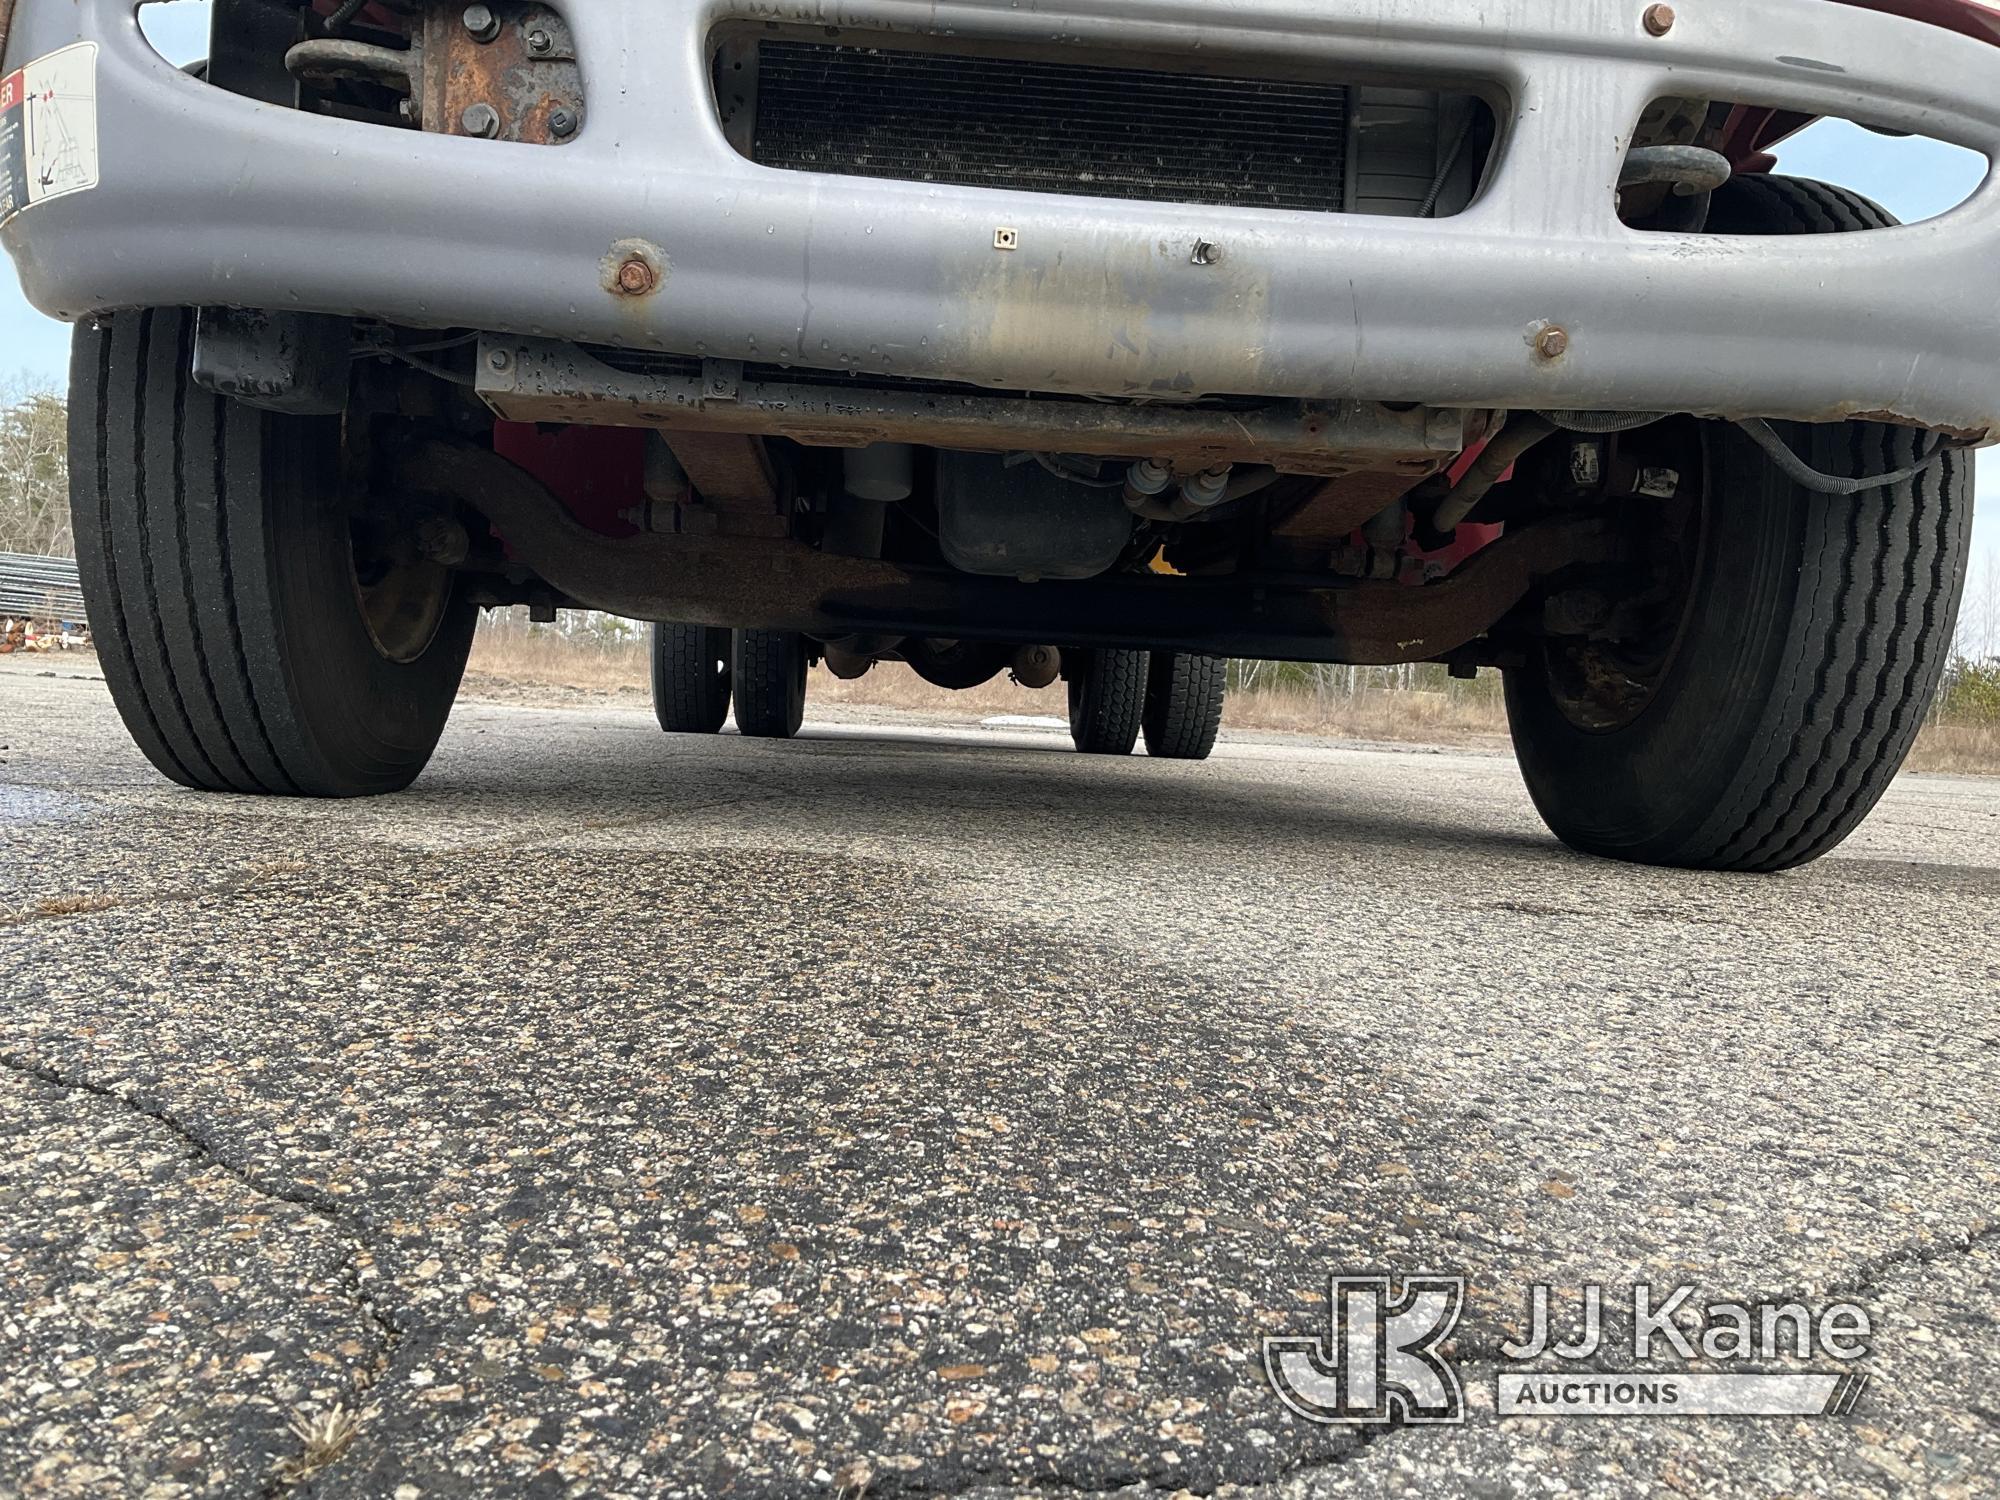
1957, 546, 1999, 663
0, 379, 70, 557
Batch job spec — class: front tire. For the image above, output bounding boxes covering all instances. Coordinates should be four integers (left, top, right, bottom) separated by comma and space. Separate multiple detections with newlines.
650, 623, 732, 734
1142, 653, 1227, 761
71, 310, 474, 797
731, 629, 807, 739
1507, 176, 1975, 871
1067, 649, 1149, 755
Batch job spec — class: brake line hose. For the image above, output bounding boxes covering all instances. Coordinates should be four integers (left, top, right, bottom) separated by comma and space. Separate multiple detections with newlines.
1537, 411, 1961, 495
1732, 419, 1961, 496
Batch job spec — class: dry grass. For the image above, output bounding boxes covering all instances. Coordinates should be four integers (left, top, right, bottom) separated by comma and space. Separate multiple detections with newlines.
459, 625, 1997, 772
33, 892, 119, 917
811, 664, 1060, 719
277, 1405, 358, 1484
1221, 685, 1510, 745
1, 892, 121, 928
466, 627, 649, 699
1906, 722, 2000, 776
811, 670, 1517, 747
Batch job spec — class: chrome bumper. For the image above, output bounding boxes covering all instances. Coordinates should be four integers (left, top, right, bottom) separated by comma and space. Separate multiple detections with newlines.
5, 0, 2000, 433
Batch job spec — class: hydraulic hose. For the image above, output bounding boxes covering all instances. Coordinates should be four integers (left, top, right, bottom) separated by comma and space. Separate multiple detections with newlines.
1429, 415, 1559, 533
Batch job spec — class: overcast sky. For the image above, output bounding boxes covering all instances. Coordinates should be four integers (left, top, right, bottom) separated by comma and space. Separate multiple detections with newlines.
3, 1, 1994, 570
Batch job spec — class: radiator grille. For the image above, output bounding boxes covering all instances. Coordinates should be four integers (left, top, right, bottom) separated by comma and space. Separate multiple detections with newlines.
747, 41, 1351, 213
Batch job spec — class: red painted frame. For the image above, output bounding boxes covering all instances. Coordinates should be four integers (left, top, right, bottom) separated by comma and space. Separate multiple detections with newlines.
1829, 0, 2000, 47
1720, 2, 2000, 164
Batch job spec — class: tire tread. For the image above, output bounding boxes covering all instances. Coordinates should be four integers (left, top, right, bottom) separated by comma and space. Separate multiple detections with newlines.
651, 623, 731, 734
1510, 174, 1972, 873
70, 319, 199, 788
1069, 649, 1148, 755
732, 629, 806, 739
198, 388, 298, 792
151, 310, 257, 791
1143, 653, 1227, 760
69, 310, 467, 797
113, 311, 225, 788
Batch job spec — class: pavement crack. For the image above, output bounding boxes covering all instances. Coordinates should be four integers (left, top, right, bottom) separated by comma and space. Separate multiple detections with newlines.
0, 1049, 404, 1494
1820, 1218, 2000, 1302
0, 860, 323, 932
894, 1428, 1383, 1500
1249, 1421, 1399, 1493
903, 1466, 1217, 1498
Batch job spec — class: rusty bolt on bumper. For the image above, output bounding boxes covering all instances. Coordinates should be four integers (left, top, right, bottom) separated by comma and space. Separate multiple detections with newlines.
615, 258, 656, 296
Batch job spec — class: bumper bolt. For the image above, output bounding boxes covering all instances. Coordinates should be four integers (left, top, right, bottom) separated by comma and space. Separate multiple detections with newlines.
616, 258, 657, 295
463, 4, 501, 42
487, 348, 512, 372
1643, 4, 1676, 35
1536, 326, 1570, 360
548, 107, 578, 139
461, 102, 501, 139
527, 28, 555, 55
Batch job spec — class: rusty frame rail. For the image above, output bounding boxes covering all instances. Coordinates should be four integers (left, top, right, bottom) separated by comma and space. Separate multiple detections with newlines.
477, 338, 1474, 479
401, 442, 1623, 665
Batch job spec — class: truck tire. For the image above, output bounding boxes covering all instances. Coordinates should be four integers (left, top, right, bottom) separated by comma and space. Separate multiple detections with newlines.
650, 623, 732, 734
1067, 648, 1149, 755
1504, 176, 1973, 872
70, 310, 475, 798
732, 629, 807, 739
1143, 653, 1227, 760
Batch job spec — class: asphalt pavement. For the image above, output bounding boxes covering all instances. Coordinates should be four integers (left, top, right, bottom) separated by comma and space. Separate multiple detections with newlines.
1, 659, 1996, 1500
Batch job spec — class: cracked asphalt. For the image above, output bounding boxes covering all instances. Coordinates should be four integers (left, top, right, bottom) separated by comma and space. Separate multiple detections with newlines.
1, 659, 1996, 1500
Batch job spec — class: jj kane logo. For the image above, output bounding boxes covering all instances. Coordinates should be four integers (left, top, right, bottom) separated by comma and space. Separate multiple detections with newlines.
1265, 1276, 1872, 1424
1263, 1275, 1467, 1424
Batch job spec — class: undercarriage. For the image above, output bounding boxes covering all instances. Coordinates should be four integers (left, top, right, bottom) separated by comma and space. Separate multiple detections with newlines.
4, 0, 1990, 867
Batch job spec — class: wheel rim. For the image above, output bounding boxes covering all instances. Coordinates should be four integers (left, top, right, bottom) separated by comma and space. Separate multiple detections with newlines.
349, 519, 453, 665
1540, 422, 1710, 734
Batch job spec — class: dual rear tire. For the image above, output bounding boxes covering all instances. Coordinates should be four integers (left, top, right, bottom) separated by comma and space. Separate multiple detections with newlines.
1067, 649, 1225, 760
659, 637, 1225, 757
650, 625, 807, 740
730, 629, 808, 740
650, 624, 732, 734
1143, 653, 1227, 761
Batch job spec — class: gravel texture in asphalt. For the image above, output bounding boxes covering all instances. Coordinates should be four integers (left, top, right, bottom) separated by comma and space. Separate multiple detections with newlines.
1, 662, 1996, 1500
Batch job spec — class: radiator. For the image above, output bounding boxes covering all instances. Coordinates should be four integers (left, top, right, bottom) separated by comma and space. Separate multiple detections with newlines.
748, 40, 1352, 214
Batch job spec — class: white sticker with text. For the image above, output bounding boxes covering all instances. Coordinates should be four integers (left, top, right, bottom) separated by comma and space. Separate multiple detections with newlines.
1, 43, 101, 227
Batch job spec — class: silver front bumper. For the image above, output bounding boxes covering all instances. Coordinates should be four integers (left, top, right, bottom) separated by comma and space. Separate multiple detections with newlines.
5, 0, 2000, 433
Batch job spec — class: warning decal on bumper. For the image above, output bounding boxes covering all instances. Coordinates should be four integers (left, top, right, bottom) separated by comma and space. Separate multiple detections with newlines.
1, 43, 100, 228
